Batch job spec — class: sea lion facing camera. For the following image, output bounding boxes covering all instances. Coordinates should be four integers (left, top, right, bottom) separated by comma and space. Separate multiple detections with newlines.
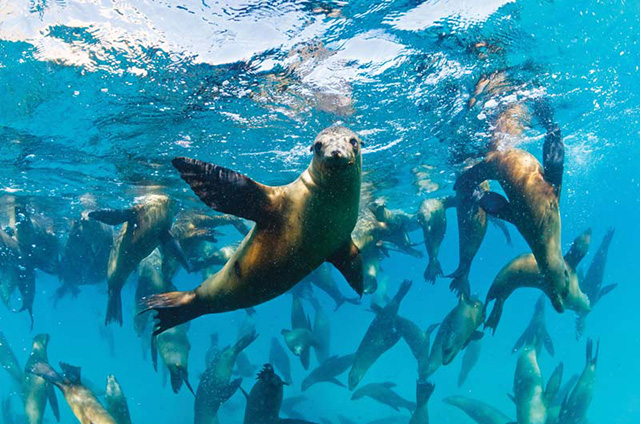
144, 127, 363, 334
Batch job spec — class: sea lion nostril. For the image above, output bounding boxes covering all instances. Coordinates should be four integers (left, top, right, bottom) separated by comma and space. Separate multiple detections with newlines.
331, 150, 340, 158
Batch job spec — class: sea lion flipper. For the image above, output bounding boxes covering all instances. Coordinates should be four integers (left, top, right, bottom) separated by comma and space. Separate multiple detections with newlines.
151, 336, 158, 372
59, 363, 81, 384
544, 331, 555, 357
160, 231, 193, 273
542, 125, 564, 190
47, 383, 60, 422
88, 209, 136, 226
478, 191, 515, 224
327, 239, 363, 297
598, 283, 617, 300
327, 378, 346, 388
172, 157, 275, 224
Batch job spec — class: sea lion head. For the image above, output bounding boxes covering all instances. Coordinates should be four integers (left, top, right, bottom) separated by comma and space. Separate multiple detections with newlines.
256, 364, 286, 388
310, 126, 362, 175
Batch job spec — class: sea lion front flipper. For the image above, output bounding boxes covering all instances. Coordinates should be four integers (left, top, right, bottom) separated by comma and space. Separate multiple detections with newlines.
489, 216, 512, 246
544, 331, 555, 357
542, 125, 564, 190
598, 283, 617, 301
545, 362, 563, 403
327, 378, 346, 388
47, 383, 60, 422
172, 157, 276, 225
327, 239, 363, 297
160, 231, 192, 273
478, 192, 515, 224
88, 209, 136, 226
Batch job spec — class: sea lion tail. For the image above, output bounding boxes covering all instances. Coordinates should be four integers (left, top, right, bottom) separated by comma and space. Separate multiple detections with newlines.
446, 268, 471, 299
141, 290, 199, 336
424, 257, 443, 284
416, 380, 435, 407
105, 290, 123, 327
484, 298, 504, 335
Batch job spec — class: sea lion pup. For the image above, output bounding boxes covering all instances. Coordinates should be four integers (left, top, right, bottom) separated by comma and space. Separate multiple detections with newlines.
0, 229, 35, 326
396, 317, 439, 381
576, 228, 616, 339
242, 364, 287, 424
0, 331, 24, 387
557, 339, 599, 424
484, 229, 592, 332
22, 334, 59, 424
301, 354, 355, 392
144, 127, 363, 334
443, 396, 513, 424
458, 339, 482, 387
417, 196, 456, 283
105, 375, 132, 424
409, 381, 434, 424
310, 295, 331, 363
89, 194, 191, 326
348, 280, 412, 390
513, 343, 563, 424
195, 330, 258, 424
270, 338, 292, 385
351, 382, 416, 413
513, 295, 554, 356
152, 319, 194, 395
56, 213, 113, 301
303, 264, 359, 311
454, 111, 568, 312
28, 362, 117, 424
425, 293, 484, 377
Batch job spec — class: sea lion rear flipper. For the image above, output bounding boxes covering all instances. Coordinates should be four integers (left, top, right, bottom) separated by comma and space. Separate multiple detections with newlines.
88, 209, 136, 226
478, 192, 515, 224
220, 378, 243, 403
47, 383, 60, 422
171, 157, 276, 225
327, 239, 363, 297
545, 362, 563, 403
160, 231, 193, 273
542, 125, 564, 190
142, 290, 200, 335
512, 325, 532, 354
489, 216, 512, 246
151, 336, 158, 372
180, 368, 196, 396
327, 378, 346, 388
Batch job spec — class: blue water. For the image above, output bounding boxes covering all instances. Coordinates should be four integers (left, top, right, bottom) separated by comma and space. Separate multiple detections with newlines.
1, 0, 640, 423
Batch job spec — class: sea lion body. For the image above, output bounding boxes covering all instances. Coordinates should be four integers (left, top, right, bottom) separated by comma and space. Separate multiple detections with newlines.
409, 381, 434, 424
243, 364, 285, 424
22, 334, 59, 424
348, 280, 411, 390
514, 346, 547, 424
134, 249, 166, 337
443, 395, 513, 424
557, 339, 598, 424
513, 296, 554, 356
0, 331, 23, 387
269, 338, 292, 385
153, 322, 193, 394
310, 296, 331, 363
105, 375, 132, 424
458, 339, 483, 387
0, 229, 34, 324
301, 354, 354, 392
396, 317, 438, 381
14, 207, 60, 275
146, 127, 363, 334
417, 197, 453, 283
351, 382, 415, 413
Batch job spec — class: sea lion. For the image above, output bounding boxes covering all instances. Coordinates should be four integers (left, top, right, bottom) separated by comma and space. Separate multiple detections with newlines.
28, 362, 117, 424
234, 351, 258, 379
426, 293, 484, 377
195, 330, 258, 424
556, 339, 599, 424
513, 295, 554, 356
134, 249, 166, 338
269, 338, 292, 385
484, 229, 592, 332
14, 206, 60, 275
396, 317, 439, 381
105, 375, 132, 424
0, 331, 23, 387
282, 293, 316, 371
368, 198, 423, 259
348, 280, 412, 390
458, 338, 483, 387
56, 214, 113, 300
409, 381, 435, 424
301, 354, 354, 392
513, 344, 562, 424
242, 364, 286, 424
417, 197, 455, 283
443, 396, 513, 424
455, 110, 568, 312
90, 194, 191, 326
22, 334, 59, 424
152, 320, 194, 395
576, 228, 616, 339
351, 382, 415, 413
310, 296, 331, 364
0, 229, 35, 326
144, 127, 364, 334
302, 264, 359, 311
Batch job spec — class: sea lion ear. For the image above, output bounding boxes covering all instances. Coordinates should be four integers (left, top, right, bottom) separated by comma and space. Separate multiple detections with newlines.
327, 238, 364, 297
172, 157, 276, 226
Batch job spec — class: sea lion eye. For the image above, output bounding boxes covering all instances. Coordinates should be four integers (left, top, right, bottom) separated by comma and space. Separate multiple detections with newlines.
313, 141, 323, 154
349, 137, 358, 148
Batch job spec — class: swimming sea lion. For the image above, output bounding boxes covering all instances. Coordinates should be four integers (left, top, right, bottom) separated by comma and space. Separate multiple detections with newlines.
105, 375, 132, 424
409, 381, 435, 424
484, 229, 592, 332
14, 207, 60, 275
556, 339, 599, 424
269, 338, 292, 385
513, 295, 554, 356
282, 293, 316, 371
302, 264, 359, 311
90, 194, 191, 326
348, 280, 411, 390
576, 228, 616, 339
144, 127, 364, 334
152, 320, 194, 395
242, 364, 286, 424
351, 382, 415, 413
368, 199, 423, 259
28, 362, 117, 424
0, 229, 35, 326
22, 334, 59, 424
417, 196, 455, 283
195, 330, 258, 424
458, 338, 483, 387
426, 293, 484, 377
134, 249, 166, 338
455, 114, 568, 312
301, 354, 354, 392
443, 395, 513, 424
396, 317, 439, 381
0, 331, 23, 387
310, 296, 331, 364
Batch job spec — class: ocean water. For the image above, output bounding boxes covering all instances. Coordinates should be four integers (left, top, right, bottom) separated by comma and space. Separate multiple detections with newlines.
1, 1, 639, 423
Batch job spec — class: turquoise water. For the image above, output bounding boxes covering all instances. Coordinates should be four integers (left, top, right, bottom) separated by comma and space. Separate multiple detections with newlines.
1, 1, 639, 423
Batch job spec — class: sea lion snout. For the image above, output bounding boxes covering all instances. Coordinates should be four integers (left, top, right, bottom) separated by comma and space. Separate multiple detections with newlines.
312, 126, 361, 169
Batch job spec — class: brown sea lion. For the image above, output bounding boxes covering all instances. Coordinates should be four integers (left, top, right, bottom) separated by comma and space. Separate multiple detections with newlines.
417, 196, 455, 284
410, 381, 435, 424
0, 229, 35, 326
105, 375, 132, 424
14, 206, 60, 275
22, 334, 59, 424
556, 339, 599, 424
89, 194, 190, 326
484, 229, 592, 333
513, 295, 554, 357
455, 110, 569, 313
152, 319, 194, 395
28, 362, 117, 424
143, 127, 363, 334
